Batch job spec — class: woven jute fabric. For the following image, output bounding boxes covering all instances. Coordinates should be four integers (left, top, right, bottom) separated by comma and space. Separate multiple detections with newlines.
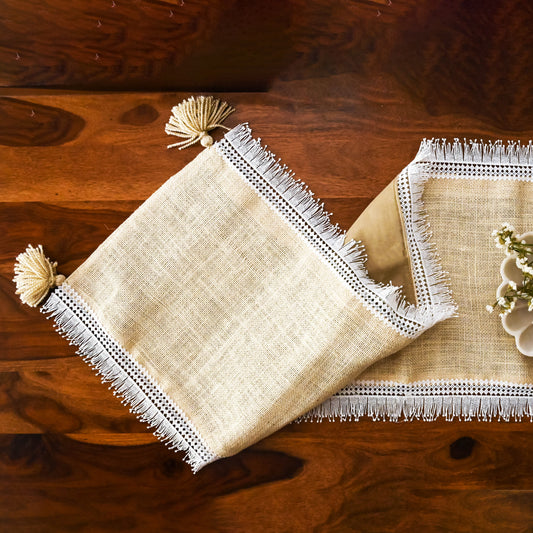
40, 123, 533, 471
66, 144, 410, 459
40, 124, 454, 470
361, 177, 533, 383
311, 142, 533, 422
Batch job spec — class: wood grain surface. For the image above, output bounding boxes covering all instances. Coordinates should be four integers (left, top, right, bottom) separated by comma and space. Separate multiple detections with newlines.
1, 1, 533, 531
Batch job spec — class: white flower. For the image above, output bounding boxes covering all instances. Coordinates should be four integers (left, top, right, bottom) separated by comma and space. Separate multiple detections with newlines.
519, 262, 533, 276
516, 257, 528, 269
490, 225, 533, 325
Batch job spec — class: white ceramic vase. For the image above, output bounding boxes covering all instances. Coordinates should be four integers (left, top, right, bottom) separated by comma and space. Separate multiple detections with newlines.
497, 231, 533, 357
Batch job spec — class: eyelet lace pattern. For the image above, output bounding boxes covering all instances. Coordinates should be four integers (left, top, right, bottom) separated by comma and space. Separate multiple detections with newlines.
300, 379, 533, 422
42, 285, 217, 472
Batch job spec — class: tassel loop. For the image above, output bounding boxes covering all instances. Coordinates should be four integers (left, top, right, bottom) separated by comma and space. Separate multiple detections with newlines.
13, 244, 65, 307
165, 95, 235, 150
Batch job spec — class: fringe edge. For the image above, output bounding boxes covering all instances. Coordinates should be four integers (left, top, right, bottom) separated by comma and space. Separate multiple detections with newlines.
399, 164, 458, 317
415, 138, 533, 166
218, 123, 457, 338
41, 286, 218, 473
299, 388, 533, 422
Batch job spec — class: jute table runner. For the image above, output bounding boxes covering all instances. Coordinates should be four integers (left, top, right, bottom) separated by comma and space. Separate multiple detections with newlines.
308, 138, 533, 423
15, 120, 533, 471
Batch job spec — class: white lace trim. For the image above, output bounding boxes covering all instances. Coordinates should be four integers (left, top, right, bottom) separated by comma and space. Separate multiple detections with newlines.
396, 165, 454, 309
414, 138, 533, 181
215, 124, 456, 337
300, 380, 533, 422
41, 284, 218, 472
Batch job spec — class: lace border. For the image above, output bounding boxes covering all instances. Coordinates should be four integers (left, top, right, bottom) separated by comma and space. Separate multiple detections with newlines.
41, 285, 218, 473
301, 380, 533, 422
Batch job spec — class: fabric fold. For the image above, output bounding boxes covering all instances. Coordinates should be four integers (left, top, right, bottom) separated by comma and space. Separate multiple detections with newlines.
307, 138, 533, 423
38, 123, 455, 471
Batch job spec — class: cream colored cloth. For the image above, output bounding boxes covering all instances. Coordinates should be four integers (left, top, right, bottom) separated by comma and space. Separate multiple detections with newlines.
310, 140, 533, 422
40, 124, 453, 471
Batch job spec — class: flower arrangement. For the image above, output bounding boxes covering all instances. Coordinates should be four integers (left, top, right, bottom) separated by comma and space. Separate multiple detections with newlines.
487, 224, 533, 317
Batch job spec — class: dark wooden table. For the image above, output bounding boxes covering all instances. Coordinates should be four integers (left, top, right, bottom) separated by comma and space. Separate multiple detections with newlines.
2, 1, 533, 531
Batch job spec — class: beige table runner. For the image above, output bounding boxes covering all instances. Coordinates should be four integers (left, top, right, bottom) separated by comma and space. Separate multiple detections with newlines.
22, 124, 455, 471
17, 122, 532, 472
308, 139, 533, 422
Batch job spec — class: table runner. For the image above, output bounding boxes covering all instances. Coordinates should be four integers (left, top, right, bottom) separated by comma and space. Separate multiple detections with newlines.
14, 116, 533, 472
13, 121, 456, 471
305, 138, 533, 423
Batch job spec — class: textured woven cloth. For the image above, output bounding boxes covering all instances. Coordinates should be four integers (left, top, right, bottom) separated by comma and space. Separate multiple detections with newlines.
306, 139, 533, 422
38, 123, 533, 472
39, 124, 454, 471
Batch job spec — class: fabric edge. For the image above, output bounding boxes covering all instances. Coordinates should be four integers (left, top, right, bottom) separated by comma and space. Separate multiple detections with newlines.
414, 138, 533, 166
41, 284, 218, 473
392, 175, 419, 305
397, 162, 458, 317
299, 380, 533, 422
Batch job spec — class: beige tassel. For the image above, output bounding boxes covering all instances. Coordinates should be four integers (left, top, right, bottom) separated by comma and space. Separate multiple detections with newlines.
165, 95, 235, 150
13, 245, 65, 307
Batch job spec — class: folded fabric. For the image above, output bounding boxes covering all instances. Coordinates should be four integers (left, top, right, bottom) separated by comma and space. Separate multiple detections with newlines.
14, 122, 455, 472
18, 105, 532, 471
306, 138, 533, 423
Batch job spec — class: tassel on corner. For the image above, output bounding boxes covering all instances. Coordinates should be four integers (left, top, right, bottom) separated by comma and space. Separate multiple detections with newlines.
13, 244, 65, 307
165, 95, 235, 150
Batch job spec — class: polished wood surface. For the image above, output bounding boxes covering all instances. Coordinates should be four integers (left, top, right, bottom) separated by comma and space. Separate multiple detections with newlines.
1, 1, 533, 531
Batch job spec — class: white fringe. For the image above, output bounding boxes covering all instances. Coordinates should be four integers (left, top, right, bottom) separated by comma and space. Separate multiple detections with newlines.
41, 286, 218, 473
398, 164, 457, 316
216, 124, 457, 338
415, 138, 533, 166
300, 380, 533, 422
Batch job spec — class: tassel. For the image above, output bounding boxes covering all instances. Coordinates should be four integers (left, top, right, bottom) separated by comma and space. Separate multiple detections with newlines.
165, 95, 235, 150
13, 245, 65, 307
